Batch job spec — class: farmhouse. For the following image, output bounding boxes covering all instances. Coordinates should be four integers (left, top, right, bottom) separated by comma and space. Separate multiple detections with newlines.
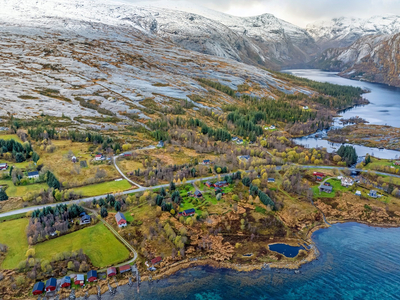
87, 270, 98, 282
74, 274, 84, 286
341, 177, 354, 187
61, 276, 71, 288
369, 190, 378, 198
27, 171, 39, 179
32, 282, 44, 295
0, 163, 8, 170
319, 185, 333, 193
194, 190, 203, 198
202, 159, 211, 165
178, 208, 196, 217
45, 278, 57, 292
214, 181, 228, 188
268, 178, 275, 183
313, 172, 325, 182
95, 154, 105, 161
205, 181, 213, 187
119, 264, 131, 274
151, 256, 162, 265
107, 267, 117, 277
122, 152, 132, 157
115, 212, 127, 227
81, 214, 91, 225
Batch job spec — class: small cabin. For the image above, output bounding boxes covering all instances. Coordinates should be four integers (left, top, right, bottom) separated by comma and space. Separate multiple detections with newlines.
119, 264, 131, 274
45, 278, 57, 292
355, 191, 362, 196
61, 276, 71, 288
75, 274, 84, 286
205, 181, 213, 187
32, 282, 44, 295
27, 171, 39, 179
107, 267, 117, 277
369, 190, 378, 198
268, 178, 275, 183
115, 212, 127, 227
202, 159, 211, 165
0, 163, 8, 170
157, 141, 165, 148
178, 208, 196, 217
194, 190, 203, 198
151, 256, 162, 265
87, 270, 97, 282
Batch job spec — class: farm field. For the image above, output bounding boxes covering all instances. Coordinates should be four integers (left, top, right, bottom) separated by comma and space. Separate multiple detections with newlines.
72, 180, 132, 197
0, 134, 23, 143
0, 179, 47, 197
0, 219, 130, 269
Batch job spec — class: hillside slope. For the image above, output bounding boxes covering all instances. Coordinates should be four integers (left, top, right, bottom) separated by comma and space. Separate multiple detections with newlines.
0, 0, 318, 69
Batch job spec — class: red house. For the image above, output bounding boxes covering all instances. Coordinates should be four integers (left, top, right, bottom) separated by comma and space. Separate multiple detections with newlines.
45, 278, 57, 292
87, 270, 97, 282
32, 282, 44, 295
205, 181, 213, 188
151, 256, 162, 265
61, 276, 71, 288
115, 212, 127, 228
75, 274, 84, 285
0, 163, 8, 170
313, 172, 325, 177
214, 181, 228, 188
178, 208, 196, 217
107, 267, 117, 277
119, 264, 131, 274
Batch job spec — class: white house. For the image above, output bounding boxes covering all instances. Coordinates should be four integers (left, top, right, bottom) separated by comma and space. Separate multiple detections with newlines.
27, 171, 39, 179
95, 154, 105, 161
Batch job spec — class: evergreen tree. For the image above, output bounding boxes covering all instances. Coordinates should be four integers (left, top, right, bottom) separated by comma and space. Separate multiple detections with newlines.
100, 207, 108, 218
114, 201, 121, 212
160, 187, 167, 197
170, 181, 176, 191
242, 177, 251, 187
0, 189, 8, 201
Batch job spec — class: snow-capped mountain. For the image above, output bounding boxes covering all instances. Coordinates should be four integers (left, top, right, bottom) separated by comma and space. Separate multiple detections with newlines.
0, 0, 318, 69
307, 15, 400, 50
313, 33, 400, 87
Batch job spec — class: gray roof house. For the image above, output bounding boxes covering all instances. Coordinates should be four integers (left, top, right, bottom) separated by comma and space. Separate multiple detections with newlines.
27, 171, 39, 179
319, 185, 333, 193
369, 190, 378, 198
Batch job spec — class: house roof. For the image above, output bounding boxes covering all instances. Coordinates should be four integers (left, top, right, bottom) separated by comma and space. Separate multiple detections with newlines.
87, 270, 97, 278
95, 154, 102, 157
240, 155, 251, 159
33, 281, 44, 292
185, 208, 196, 214
319, 185, 333, 191
203, 159, 210, 163
268, 178, 275, 181
107, 267, 117, 275
115, 212, 126, 223
45, 278, 57, 288
28, 171, 39, 177
76, 274, 84, 281
151, 256, 162, 264
61, 276, 71, 284
0, 163, 7, 167
81, 215, 91, 221
119, 264, 131, 272
194, 190, 202, 196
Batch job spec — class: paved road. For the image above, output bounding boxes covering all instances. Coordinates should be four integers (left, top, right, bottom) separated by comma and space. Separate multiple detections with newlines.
0, 165, 398, 218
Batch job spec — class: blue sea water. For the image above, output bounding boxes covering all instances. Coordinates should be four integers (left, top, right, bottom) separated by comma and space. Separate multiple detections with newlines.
117, 223, 400, 300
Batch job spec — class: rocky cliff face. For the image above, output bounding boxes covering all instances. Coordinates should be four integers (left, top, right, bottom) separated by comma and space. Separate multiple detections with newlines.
313, 33, 400, 87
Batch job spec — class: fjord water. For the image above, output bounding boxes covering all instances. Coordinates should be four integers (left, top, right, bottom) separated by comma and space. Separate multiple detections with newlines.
286, 69, 400, 159
112, 223, 400, 300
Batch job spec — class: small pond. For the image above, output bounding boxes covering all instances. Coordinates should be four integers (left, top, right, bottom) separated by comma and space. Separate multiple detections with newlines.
268, 243, 305, 258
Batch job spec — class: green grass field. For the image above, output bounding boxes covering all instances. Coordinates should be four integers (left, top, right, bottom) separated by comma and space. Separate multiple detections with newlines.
0, 218, 29, 269
35, 222, 130, 267
0, 134, 23, 143
0, 160, 31, 169
72, 180, 132, 197
312, 179, 351, 198
0, 220, 130, 269
0, 180, 48, 197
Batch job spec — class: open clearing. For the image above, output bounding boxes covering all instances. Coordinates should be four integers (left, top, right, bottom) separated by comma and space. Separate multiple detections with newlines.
0, 219, 130, 269
0, 180, 48, 197
72, 179, 132, 197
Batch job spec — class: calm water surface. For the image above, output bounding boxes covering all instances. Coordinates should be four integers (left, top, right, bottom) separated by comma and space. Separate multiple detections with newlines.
112, 223, 400, 300
285, 69, 400, 159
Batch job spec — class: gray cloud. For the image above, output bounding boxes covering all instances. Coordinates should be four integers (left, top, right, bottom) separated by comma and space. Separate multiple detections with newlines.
125, 0, 400, 27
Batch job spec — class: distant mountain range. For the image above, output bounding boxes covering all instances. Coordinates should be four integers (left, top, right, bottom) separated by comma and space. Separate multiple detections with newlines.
1, 0, 400, 86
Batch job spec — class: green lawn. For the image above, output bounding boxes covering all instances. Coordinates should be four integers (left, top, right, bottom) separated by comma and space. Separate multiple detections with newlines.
0, 134, 23, 143
0, 220, 130, 269
312, 179, 351, 198
0, 180, 48, 197
124, 212, 134, 222
73, 180, 132, 197
0, 218, 29, 269
0, 212, 26, 223
35, 222, 130, 268
0, 160, 31, 169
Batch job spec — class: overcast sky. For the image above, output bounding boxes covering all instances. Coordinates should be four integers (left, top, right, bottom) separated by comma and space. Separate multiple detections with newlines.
131, 0, 400, 26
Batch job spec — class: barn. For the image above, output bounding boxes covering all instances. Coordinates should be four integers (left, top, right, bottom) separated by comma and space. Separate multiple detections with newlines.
32, 282, 44, 295
45, 278, 57, 292
61, 276, 71, 288
87, 270, 98, 282
107, 267, 117, 277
